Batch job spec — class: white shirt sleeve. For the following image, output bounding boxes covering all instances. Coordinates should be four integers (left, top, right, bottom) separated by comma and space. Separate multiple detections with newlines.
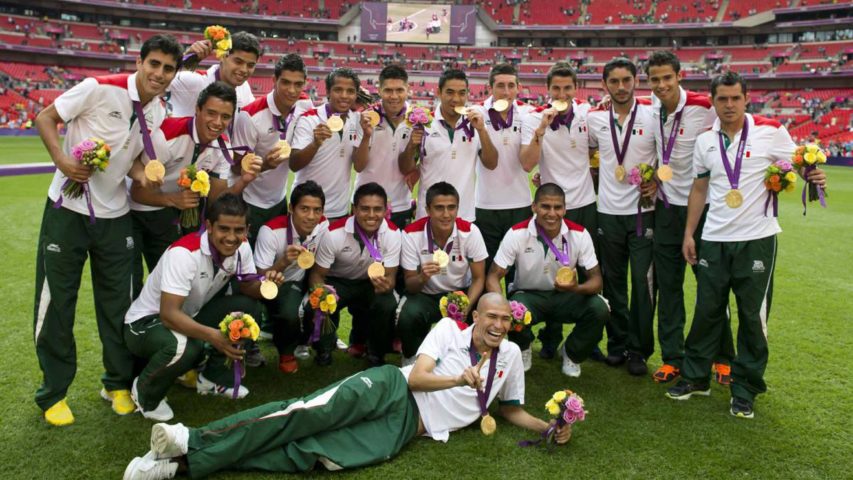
576, 230, 599, 270
492, 229, 518, 270
587, 116, 599, 149
167, 72, 205, 116
292, 114, 318, 150
253, 225, 278, 270
416, 318, 453, 362
232, 110, 257, 151
159, 247, 198, 297
314, 230, 337, 269
520, 111, 539, 146
465, 225, 489, 263
239, 243, 257, 275
768, 126, 797, 163
53, 78, 98, 123
693, 136, 710, 177
401, 231, 421, 271
382, 229, 402, 268
496, 349, 525, 405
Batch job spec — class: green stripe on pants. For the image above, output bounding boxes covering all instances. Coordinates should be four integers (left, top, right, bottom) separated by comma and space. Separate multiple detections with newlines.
186, 365, 419, 477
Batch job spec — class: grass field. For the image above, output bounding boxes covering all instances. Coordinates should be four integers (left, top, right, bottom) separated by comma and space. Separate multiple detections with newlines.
1, 136, 850, 479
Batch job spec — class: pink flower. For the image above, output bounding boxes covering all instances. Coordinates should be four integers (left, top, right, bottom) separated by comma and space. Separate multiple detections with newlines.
628, 167, 643, 186
78, 139, 97, 152
566, 396, 583, 413
71, 145, 84, 161
774, 160, 793, 171
447, 302, 459, 316
562, 409, 577, 424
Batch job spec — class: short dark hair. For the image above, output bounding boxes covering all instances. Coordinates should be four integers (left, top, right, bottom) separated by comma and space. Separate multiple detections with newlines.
290, 180, 325, 208
646, 50, 681, 75
546, 61, 577, 89
488, 63, 518, 87
710, 71, 748, 98
325, 67, 360, 92
379, 64, 408, 86
603, 57, 637, 81
533, 183, 566, 204
196, 81, 237, 114
353, 182, 387, 207
208, 193, 248, 223
425, 181, 459, 208
274, 53, 306, 79
439, 69, 468, 91
229, 31, 261, 59
140, 34, 183, 67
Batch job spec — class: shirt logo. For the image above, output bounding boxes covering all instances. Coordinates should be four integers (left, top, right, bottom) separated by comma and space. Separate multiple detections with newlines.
523, 247, 535, 253
708, 146, 718, 152
342, 246, 353, 253
360, 377, 373, 388
267, 127, 275, 134
644, 228, 654, 240
109, 111, 122, 120
200, 271, 209, 279
752, 260, 765, 273
430, 132, 441, 137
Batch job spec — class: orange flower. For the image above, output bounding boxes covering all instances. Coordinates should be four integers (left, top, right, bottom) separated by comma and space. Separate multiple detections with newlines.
772, 183, 782, 192
231, 319, 244, 330
229, 330, 241, 342
769, 174, 780, 184
241, 327, 251, 338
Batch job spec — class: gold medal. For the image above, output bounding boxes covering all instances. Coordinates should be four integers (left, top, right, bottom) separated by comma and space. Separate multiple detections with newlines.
454, 105, 468, 116
492, 99, 509, 112
367, 261, 385, 279
725, 189, 743, 208
433, 249, 450, 268
658, 164, 673, 182
144, 159, 165, 182
276, 140, 291, 159
365, 110, 380, 127
480, 414, 497, 436
551, 100, 569, 112
259, 280, 278, 300
615, 165, 627, 182
326, 115, 344, 132
296, 249, 315, 269
241, 152, 258, 173
556, 266, 576, 285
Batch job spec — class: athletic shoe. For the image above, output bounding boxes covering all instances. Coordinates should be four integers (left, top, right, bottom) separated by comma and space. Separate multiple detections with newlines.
521, 348, 532, 372
538, 344, 556, 360
101, 388, 136, 415
123, 452, 177, 480
44, 398, 74, 427
588, 347, 607, 363
150, 423, 189, 459
314, 350, 333, 367
278, 354, 298, 374
366, 353, 385, 368
347, 343, 367, 358
401, 355, 416, 367
258, 329, 273, 341
294, 345, 311, 360
196, 373, 249, 399
714, 363, 732, 386
604, 351, 627, 367
626, 352, 648, 376
244, 343, 266, 368
560, 347, 581, 378
652, 364, 680, 383
132, 378, 174, 422
665, 380, 711, 400
336, 338, 348, 350
175, 369, 198, 389
730, 396, 754, 419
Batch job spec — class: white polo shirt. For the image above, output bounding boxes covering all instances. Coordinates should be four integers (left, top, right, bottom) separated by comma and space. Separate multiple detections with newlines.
418, 107, 483, 222
494, 217, 598, 291
48, 73, 167, 219
315, 216, 401, 280
234, 91, 314, 209
401, 216, 489, 294
291, 104, 363, 219
125, 230, 256, 323
651, 88, 716, 206
694, 114, 792, 242
472, 97, 533, 210
400, 318, 524, 443
587, 98, 657, 215
354, 102, 414, 214
130, 116, 232, 212
168, 65, 255, 117
253, 214, 328, 282
521, 99, 595, 210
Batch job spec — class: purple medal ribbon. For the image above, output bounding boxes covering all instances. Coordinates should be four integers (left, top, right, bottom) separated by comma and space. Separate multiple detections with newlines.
718, 119, 749, 192
549, 103, 574, 131
425, 219, 454, 254
53, 179, 96, 224
353, 220, 383, 263
440, 118, 474, 142
800, 164, 827, 215
467, 340, 499, 420
374, 101, 407, 126
189, 116, 251, 166
487, 100, 514, 131
764, 189, 779, 218
535, 222, 570, 267
659, 109, 683, 167
608, 102, 639, 170
272, 106, 296, 141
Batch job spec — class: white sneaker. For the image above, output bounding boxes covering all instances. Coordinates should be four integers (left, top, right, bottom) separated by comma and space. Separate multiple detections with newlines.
123, 451, 177, 480
294, 345, 310, 360
521, 348, 532, 372
151, 423, 189, 459
560, 346, 582, 378
196, 373, 249, 399
401, 355, 416, 368
335, 338, 348, 350
132, 377, 174, 422
258, 330, 273, 341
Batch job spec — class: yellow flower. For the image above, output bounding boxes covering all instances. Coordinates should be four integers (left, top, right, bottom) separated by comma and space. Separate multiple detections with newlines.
196, 170, 209, 183
191, 180, 204, 193
816, 151, 827, 164
523, 311, 532, 325
805, 144, 819, 154
248, 321, 260, 341
803, 152, 816, 165
96, 148, 107, 158
546, 401, 561, 416
785, 182, 795, 192
552, 390, 567, 402
784, 172, 797, 183
217, 39, 231, 52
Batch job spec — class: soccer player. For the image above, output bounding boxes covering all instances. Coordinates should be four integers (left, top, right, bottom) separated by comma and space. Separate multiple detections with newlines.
168, 31, 260, 116
645, 51, 735, 385
486, 183, 607, 374
399, 68, 498, 222
129, 82, 264, 298
253, 181, 328, 374
291, 68, 368, 221
398, 182, 489, 365
472, 63, 534, 277
234, 54, 314, 245
123, 294, 570, 479
307, 182, 401, 367
586, 58, 657, 376
666, 72, 826, 419
32, 35, 183, 426
124, 194, 284, 421
353, 64, 415, 228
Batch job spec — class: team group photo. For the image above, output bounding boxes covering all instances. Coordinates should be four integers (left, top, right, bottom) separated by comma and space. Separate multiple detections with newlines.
0, 0, 850, 479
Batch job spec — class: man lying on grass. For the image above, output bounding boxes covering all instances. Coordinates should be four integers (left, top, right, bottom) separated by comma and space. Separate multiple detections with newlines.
124, 292, 570, 479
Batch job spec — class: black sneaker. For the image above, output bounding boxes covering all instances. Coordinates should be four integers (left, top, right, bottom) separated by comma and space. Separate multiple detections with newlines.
665, 380, 711, 400
626, 352, 648, 376
539, 344, 557, 360
730, 397, 754, 419
604, 351, 627, 367
314, 350, 333, 367
366, 354, 385, 368
588, 347, 607, 363
244, 343, 266, 368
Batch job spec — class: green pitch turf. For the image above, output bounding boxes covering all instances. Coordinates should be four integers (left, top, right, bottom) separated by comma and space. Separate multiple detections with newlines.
1, 136, 850, 479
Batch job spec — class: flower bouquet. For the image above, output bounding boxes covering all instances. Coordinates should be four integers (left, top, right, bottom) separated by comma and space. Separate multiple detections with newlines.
205, 25, 232, 60
589, 150, 600, 194
519, 389, 587, 449
308, 284, 339, 343
509, 300, 532, 333
62, 137, 110, 199
218, 311, 260, 399
628, 163, 656, 209
791, 143, 828, 214
405, 105, 433, 129
763, 159, 796, 217
439, 290, 470, 323
177, 165, 210, 229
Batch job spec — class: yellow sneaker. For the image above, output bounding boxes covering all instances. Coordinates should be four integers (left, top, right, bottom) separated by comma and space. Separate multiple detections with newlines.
175, 369, 198, 389
44, 398, 74, 426
100, 388, 136, 415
